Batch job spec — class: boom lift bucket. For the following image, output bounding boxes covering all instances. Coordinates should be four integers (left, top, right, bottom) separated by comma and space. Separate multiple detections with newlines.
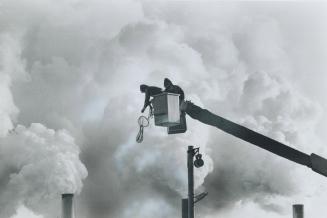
152, 92, 187, 133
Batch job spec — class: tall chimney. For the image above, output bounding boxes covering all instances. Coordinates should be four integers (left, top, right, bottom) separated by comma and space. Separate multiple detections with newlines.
293, 204, 304, 218
62, 194, 74, 218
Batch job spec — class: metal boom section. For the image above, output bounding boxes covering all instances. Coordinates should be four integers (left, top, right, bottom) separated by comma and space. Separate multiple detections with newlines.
182, 101, 327, 177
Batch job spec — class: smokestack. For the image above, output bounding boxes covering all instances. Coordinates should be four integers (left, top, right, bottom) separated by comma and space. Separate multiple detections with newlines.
293, 204, 304, 218
62, 194, 75, 218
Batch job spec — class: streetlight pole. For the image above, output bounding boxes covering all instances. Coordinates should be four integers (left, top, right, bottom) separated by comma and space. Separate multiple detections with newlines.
186, 145, 206, 218
187, 145, 195, 218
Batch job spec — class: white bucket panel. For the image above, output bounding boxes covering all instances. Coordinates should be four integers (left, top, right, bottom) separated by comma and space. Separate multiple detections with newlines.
153, 92, 180, 127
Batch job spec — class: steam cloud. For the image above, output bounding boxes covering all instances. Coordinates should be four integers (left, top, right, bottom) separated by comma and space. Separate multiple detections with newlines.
0, 123, 87, 217
0, 1, 326, 218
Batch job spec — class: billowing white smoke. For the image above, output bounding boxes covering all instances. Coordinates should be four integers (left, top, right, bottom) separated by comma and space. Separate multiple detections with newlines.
0, 123, 87, 217
0, 1, 325, 218
0, 75, 17, 137
0, 11, 87, 218
0, 34, 24, 137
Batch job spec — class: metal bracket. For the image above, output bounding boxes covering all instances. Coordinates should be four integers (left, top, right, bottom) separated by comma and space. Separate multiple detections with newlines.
194, 192, 208, 204
188, 147, 200, 157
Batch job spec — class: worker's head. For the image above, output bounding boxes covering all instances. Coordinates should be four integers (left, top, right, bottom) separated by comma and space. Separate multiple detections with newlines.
140, 84, 148, 93
164, 78, 173, 88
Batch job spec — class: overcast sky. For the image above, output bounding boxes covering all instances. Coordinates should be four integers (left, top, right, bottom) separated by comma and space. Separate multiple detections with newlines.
1, 1, 327, 218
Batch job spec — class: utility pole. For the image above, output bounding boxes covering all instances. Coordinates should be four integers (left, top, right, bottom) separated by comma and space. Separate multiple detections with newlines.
187, 146, 195, 218
182, 198, 188, 218
186, 146, 206, 218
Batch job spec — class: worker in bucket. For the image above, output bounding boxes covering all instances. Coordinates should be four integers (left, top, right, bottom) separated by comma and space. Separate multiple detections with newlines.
164, 78, 187, 133
140, 84, 162, 113
164, 78, 185, 103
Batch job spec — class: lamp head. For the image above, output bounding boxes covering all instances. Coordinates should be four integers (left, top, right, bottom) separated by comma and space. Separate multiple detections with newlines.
194, 154, 204, 168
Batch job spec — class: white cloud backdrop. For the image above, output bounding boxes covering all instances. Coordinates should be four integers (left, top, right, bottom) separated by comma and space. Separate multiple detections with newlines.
0, 0, 326, 218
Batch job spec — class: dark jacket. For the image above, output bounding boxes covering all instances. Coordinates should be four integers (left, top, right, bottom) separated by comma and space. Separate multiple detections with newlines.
142, 86, 162, 111
164, 78, 184, 102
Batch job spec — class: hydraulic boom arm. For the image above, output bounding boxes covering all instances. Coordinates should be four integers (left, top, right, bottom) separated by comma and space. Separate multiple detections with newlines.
181, 101, 327, 177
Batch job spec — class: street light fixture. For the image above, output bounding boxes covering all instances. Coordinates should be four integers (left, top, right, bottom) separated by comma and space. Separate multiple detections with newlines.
194, 154, 204, 168
187, 146, 207, 218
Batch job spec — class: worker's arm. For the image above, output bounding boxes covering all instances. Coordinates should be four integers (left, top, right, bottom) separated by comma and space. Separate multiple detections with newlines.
141, 90, 151, 113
